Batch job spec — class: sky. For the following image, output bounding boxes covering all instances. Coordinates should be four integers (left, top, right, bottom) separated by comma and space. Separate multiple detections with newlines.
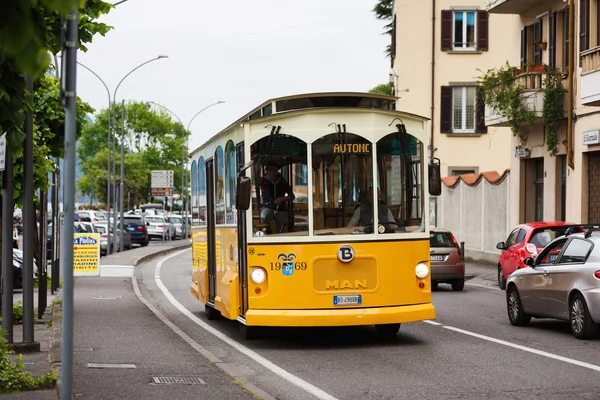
76, 0, 391, 153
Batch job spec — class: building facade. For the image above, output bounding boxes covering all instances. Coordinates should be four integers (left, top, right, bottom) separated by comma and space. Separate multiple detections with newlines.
486, 0, 600, 226
391, 0, 521, 178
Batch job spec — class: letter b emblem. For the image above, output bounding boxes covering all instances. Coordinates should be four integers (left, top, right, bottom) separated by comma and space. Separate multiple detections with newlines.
337, 245, 355, 263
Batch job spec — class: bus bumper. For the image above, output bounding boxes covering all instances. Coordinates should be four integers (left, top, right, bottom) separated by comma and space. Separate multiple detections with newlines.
244, 303, 436, 327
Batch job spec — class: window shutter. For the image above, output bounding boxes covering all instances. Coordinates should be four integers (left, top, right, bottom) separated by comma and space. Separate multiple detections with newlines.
580, 0, 590, 53
520, 27, 528, 69
533, 19, 542, 65
391, 16, 397, 65
476, 10, 489, 51
441, 10, 453, 51
549, 11, 556, 69
475, 87, 487, 134
564, 6, 570, 71
440, 86, 453, 133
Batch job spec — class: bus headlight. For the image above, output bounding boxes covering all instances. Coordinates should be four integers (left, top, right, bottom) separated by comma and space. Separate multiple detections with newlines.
250, 267, 267, 284
415, 263, 429, 279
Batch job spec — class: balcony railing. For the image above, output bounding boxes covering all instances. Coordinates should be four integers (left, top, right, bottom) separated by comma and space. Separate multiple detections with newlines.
485, 71, 567, 126
581, 46, 600, 75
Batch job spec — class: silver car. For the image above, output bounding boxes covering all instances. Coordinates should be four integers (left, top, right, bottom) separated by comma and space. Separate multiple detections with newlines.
506, 227, 600, 339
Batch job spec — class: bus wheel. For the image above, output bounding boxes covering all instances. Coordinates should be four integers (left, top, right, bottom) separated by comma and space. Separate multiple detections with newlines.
240, 324, 260, 340
375, 323, 400, 339
204, 304, 220, 320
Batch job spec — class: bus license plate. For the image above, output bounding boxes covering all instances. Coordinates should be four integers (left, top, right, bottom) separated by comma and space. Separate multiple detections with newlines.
430, 255, 444, 261
333, 295, 362, 306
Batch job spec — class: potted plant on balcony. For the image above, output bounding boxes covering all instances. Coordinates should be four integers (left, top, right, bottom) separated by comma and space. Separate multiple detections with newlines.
527, 64, 547, 73
543, 67, 567, 156
539, 42, 548, 51
477, 61, 535, 145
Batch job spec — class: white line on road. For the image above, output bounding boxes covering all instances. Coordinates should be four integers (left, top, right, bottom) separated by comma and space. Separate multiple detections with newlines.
441, 325, 600, 372
423, 320, 442, 326
153, 249, 339, 400
465, 282, 502, 291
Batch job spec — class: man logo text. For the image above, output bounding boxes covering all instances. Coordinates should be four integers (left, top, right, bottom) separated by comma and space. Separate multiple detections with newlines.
325, 280, 367, 290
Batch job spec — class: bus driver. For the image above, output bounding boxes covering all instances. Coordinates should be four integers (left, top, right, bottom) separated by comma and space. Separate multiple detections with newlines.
257, 161, 295, 233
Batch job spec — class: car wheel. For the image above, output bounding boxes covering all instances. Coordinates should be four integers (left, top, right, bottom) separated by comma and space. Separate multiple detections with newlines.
498, 265, 506, 290
141, 239, 149, 247
506, 285, 530, 326
375, 323, 401, 339
451, 279, 465, 292
204, 304, 220, 320
431, 281, 439, 289
569, 293, 599, 340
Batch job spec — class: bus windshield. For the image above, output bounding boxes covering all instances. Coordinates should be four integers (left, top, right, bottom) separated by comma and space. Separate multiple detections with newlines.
250, 131, 424, 237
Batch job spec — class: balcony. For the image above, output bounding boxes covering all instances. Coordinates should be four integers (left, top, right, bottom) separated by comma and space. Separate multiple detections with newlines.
581, 46, 600, 107
486, 0, 539, 14
485, 71, 568, 127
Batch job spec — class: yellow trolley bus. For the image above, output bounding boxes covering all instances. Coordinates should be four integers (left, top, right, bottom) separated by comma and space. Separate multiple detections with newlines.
189, 92, 441, 338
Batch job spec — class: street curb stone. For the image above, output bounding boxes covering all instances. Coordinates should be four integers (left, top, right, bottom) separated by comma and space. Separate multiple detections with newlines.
131, 241, 191, 267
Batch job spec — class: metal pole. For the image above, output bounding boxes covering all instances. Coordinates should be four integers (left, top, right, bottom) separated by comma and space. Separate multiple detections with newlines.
60, 11, 78, 399
460, 241, 465, 260
119, 99, 125, 251
22, 76, 35, 343
112, 106, 118, 251
107, 107, 112, 254
38, 190, 48, 319
50, 168, 58, 294
1, 147, 14, 343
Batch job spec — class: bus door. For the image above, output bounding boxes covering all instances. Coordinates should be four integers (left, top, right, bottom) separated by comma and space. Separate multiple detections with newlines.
205, 158, 217, 303
236, 142, 248, 315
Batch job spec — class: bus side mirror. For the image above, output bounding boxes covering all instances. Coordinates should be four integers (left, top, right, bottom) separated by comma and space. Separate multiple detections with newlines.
428, 158, 442, 196
236, 175, 252, 211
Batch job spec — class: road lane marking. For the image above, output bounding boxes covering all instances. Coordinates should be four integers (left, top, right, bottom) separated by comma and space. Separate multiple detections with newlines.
423, 320, 442, 326
465, 282, 502, 291
435, 325, 600, 373
153, 249, 339, 400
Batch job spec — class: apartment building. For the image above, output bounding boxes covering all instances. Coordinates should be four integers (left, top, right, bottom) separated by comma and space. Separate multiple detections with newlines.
390, 0, 521, 178
487, 0, 600, 226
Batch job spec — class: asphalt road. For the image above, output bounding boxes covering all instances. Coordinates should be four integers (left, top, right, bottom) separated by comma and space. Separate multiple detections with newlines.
136, 250, 600, 400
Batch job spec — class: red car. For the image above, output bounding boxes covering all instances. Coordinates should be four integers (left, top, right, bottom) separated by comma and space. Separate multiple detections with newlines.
495, 222, 581, 290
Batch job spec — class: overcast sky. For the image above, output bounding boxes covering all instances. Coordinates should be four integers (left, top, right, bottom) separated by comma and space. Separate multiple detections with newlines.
76, 0, 391, 152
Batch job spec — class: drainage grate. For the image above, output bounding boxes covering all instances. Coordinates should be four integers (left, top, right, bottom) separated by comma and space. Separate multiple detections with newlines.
151, 377, 206, 385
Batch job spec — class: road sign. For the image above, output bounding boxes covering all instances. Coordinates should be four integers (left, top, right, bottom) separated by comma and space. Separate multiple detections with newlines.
0, 132, 6, 172
151, 170, 174, 188
151, 188, 173, 197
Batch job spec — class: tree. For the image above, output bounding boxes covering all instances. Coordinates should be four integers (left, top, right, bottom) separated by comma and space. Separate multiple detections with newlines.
369, 83, 393, 96
78, 102, 191, 206
372, 0, 394, 58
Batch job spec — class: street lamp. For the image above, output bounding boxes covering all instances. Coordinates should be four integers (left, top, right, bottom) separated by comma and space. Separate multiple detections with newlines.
114, 55, 168, 251
150, 101, 225, 238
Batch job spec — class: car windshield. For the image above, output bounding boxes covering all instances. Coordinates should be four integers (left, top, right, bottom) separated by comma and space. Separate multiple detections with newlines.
430, 232, 455, 247
95, 225, 108, 234
170, 217, 182, 223
530, 227, 577, 248
146, 217, 164, 223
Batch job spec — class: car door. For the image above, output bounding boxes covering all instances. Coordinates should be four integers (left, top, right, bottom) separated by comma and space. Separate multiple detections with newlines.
503, 228, 525, 278
518, 237, 568, 315
543, 238, 593, 320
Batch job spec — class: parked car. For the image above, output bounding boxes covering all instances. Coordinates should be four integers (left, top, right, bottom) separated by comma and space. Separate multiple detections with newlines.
496, 222, 582, 290
506, 225, 600, 339
94, 223, 117, 256
145, 215, 175, 240
168, 215, 190, 239
77, 210, 107, 223
429, 228, 465, 291
120, 214, 150, 247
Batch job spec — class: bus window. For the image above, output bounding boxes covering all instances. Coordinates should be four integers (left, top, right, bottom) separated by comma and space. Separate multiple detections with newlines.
198, 156, 206, 227
191, 160, 197, 226
225, 140, 236, 224
312, 133, 374, 235
376, 132, 424, 230
250, 134, 308, 236
215, 146, 225, 225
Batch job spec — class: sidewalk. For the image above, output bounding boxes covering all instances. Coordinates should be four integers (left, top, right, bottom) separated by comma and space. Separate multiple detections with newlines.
64, 277, 256, 400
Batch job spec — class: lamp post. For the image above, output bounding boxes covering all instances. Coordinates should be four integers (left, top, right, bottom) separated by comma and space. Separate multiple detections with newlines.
113, 55, 168, 251
149, 101, 225, 238
73, 61, 115, 254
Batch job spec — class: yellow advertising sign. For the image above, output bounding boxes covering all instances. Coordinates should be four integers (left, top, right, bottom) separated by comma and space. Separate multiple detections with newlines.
73, 233, 100, 276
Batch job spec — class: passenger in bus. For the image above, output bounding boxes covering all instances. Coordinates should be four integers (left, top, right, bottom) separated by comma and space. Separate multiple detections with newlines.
348, 187, 398, 229
258, 161, 295, 233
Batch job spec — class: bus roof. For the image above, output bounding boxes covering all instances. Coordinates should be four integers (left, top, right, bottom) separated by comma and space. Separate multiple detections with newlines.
188, 91, 429, 156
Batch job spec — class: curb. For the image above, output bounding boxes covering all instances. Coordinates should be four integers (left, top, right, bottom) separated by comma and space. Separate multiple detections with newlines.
131, 242, 191, 266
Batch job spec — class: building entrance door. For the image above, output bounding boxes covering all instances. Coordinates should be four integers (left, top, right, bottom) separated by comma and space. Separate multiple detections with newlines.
588, 152, 600, 223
